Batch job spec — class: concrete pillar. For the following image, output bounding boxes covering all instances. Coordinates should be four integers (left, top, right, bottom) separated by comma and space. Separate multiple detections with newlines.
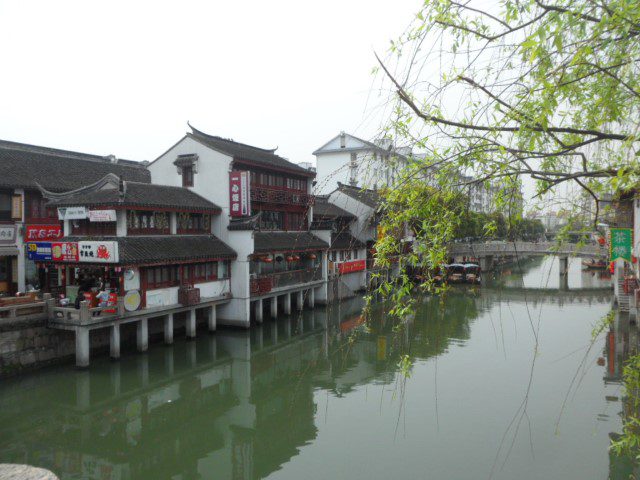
284, 293, 292, 315
297, 290, 304, 311
308, 288, 315, 308
208, 305, 217, 332
137, 355, 149, 386
75, 327, 90, 367
110, 362, 121, 396
270, 320, 278, 344
164, 347, 174, 376
186, 309, 197, 338
164, 313, 174, 344
186, 340, 197, 367
110, 324, 120, 359
559, 256, 569, 276
270, 296, 278, 318
207, 335, 217, 360
137, 318, 148, 352
255, 299, 263, 323
76, 370, 91, 408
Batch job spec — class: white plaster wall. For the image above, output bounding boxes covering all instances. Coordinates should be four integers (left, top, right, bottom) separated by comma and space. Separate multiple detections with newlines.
149, 136, 234, 242
315, 151, 351, 194
196, 278, 231, 298
146, 286, 179, 307
342, 270, 366, 292
328, 191, 376, 243
217, 230, 254, 327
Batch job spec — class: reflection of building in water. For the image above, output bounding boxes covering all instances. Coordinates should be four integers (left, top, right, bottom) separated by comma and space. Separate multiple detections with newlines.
604, 311, 640, 480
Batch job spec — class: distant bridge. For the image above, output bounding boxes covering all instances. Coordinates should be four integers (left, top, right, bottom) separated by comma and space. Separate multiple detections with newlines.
448, 241, 608, 273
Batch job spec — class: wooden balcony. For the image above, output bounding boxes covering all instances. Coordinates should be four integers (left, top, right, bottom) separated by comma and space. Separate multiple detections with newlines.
250, 186, 314, 206
250, 268, 323, 296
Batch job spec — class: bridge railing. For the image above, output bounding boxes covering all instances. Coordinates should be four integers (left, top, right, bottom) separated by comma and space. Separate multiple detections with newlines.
448, 241, 607, 258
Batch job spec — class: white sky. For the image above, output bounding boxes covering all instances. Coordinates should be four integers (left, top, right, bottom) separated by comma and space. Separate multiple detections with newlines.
0, 0, 420, 164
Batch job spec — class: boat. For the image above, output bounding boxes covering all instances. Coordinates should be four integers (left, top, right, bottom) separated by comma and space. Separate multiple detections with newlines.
463, 263, 482, 284
446, 264, 466, 283
582, 259, 608, 270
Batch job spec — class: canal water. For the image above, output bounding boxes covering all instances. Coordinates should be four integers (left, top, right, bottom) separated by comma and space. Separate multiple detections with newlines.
0, 257, 628, 479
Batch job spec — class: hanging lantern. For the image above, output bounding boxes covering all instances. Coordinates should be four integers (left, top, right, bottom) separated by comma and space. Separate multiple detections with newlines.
292, 255, 300, 261
633, 256, 638, 264
598, 236, 606, 246
286, 255, 294, 262
262, 256, 273, 263
308, 253, 317, 260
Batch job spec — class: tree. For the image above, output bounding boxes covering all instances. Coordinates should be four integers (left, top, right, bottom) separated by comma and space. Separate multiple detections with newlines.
376, 0, 640, 222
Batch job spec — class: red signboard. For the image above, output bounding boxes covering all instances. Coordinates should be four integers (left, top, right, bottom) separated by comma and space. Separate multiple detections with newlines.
25, 224, 63, 241
338, 259, 366, 274
51, 242, 79, 262
229, 171, 250, 217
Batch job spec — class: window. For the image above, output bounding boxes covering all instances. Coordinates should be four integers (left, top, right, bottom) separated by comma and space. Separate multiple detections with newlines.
259, 210, 283, 230
145, 265, 179, 289
127, 211, 170, 234
0, 193, 11, 221
286, 212, 305, 231
177, 213, 211, 233
182, 165, 194, 187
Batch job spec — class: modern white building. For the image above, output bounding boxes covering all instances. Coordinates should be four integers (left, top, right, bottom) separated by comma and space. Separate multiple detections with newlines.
312, 132, 408, 195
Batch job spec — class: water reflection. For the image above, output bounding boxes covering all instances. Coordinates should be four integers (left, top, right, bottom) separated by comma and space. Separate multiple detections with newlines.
0, 258, 620, 480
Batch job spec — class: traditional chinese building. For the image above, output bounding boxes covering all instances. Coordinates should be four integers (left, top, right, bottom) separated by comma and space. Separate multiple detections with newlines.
0, 139, 149, 296
149, 125, 331, 327
34, 173, 237, 365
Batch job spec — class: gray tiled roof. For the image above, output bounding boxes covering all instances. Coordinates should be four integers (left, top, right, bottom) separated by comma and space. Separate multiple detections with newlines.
0, 139, 150, 191
331, 231, 366, 250
58, 235, 237, 265
254, 232, 329, 253
228, 213, 261, 231
313, 196, 355, 220
336, 183, 380, 208
188, 125, 314, 176
49, 181, 220, 212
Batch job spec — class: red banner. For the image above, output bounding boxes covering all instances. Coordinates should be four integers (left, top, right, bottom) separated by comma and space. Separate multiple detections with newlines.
25, 224, 63, 241
229, 171, 250, 217
338, 259, 366, 274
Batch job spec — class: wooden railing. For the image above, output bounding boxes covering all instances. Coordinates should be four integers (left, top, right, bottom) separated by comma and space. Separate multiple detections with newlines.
250, 268, 323, 295
250, 186, 314, 206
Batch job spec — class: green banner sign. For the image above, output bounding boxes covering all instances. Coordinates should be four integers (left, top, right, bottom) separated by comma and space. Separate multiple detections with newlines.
610, 228, 632, 262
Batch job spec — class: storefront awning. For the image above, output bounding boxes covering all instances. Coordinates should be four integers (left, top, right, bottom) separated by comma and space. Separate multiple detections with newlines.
0, 246, 19, 256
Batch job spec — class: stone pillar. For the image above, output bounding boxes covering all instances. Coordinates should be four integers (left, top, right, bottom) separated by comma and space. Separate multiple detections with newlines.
110, 324, 120, 359
164, 347, 174, 376
296, 290, 304, 311
284, 293, 292, 315
75, 327, 90, 367
559, 256, 569, 291
208, 305, 217, 332
137, 318, 148, 352
76, 370, 91, 408
164, 313, 174, 344
255, 299, 263, 323
270, 296, 278, 318
186, 340, 197, 367
308, 288, 315, 308
186, 309, 197, 338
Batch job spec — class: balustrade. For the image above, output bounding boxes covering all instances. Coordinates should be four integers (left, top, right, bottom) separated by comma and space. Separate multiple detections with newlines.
250, 186, 314, 206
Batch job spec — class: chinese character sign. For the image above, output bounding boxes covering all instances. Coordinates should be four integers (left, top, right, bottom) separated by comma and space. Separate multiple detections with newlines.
52, 242, 79, 262
25, 225, 63, 241
610, 228, 632, 262
27, 242, 53, 261
229, 171, 250, 217
78, 241, 119, 263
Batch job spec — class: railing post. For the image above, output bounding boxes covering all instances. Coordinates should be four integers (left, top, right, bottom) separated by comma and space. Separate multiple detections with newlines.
79, 301, 90, 325
45, 297, 55, 317
117, 297, 125, 316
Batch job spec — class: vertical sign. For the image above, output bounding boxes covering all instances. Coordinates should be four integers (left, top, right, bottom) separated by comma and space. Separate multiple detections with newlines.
229, 171, 250, 217
11, 194, 22, 220
610, 227, 632, 262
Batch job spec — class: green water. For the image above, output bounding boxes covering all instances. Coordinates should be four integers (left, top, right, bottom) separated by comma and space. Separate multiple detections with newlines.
0, 257, 630, 479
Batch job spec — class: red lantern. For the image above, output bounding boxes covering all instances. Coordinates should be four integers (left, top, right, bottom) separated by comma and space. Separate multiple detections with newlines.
633, 256, 638, 264
262, 256, 273, 263
598, 237, 606, 246
292, 255, 300, 261
308, 253, 317, 260
286, 256, 294, 262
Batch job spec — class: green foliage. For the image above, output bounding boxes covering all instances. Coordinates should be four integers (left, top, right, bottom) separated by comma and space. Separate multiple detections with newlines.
611, 354, 640, 461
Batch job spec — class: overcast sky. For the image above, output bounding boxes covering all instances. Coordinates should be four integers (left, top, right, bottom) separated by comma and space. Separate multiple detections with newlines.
0, 0, 419, 165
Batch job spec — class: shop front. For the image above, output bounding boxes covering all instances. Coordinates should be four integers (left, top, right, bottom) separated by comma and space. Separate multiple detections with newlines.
0, 224, 19, 296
